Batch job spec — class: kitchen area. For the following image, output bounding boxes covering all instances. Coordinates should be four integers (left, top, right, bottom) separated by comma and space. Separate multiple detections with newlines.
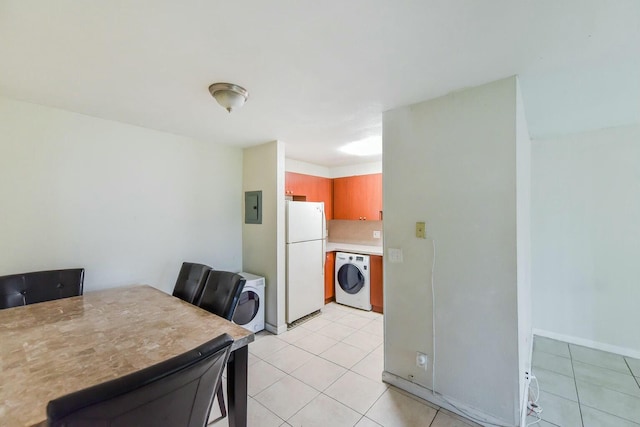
285, 170, 384, 319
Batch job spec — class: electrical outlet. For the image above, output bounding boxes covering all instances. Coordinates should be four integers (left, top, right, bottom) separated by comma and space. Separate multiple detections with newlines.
416, 222, 426, 239
373, 230, 381, 239
416, 352, 428, 369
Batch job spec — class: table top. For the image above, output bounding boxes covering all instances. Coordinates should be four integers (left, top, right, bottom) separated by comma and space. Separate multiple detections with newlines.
0, 285, 254, 427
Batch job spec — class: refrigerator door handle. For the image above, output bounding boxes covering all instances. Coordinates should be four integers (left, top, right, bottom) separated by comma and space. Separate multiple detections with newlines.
322, 239, 326, 270
322, 207, 326, 270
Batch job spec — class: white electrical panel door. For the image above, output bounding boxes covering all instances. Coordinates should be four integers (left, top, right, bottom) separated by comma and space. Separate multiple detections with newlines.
286, 239, 325, 323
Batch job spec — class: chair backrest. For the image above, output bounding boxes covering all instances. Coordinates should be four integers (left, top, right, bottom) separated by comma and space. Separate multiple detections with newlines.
197, 271, 246, 320
172, 262, 212, 305
47, 333, 234, 427
0, 268, 84, 309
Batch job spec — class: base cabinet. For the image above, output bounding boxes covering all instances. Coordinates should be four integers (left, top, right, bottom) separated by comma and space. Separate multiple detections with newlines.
370, 255, 383, 313
324, 252, 335, 303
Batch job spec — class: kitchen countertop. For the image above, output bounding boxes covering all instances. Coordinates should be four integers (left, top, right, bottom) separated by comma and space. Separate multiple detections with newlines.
326, 242, 383, 256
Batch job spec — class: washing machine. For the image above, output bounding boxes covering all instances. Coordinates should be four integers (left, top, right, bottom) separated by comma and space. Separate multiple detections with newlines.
233, 272, 265, 333
335, 252, 371, 311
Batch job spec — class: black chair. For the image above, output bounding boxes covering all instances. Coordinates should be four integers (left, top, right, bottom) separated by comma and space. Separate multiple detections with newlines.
172, 262, 212, 305
196, 271, 246, 424
0, 268, 84, 309
47, 333, 234, 427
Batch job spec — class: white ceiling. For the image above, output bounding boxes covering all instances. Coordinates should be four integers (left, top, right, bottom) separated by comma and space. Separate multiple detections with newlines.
1, 1, 638, 166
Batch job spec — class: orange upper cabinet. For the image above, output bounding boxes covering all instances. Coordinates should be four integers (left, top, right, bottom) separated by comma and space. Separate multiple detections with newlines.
285, 172, 334, 220
333, 174, 382, 221
284, 172, 298, 196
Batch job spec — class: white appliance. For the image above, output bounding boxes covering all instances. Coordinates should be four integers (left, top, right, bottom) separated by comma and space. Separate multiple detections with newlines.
335, 252, 371, 311
286, 201, 325, 323
232, 272, 265, 332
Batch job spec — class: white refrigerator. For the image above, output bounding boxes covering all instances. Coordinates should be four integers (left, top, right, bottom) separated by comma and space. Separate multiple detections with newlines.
286, 201, 325, 324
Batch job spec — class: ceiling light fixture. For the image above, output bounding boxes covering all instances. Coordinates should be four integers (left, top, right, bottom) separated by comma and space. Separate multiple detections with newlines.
208, 83, 249, 113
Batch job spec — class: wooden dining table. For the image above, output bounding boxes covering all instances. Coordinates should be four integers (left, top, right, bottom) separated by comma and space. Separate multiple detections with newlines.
0, 285, 254, 427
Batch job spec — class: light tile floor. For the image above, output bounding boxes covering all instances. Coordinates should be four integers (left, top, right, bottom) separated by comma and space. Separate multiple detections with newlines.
211, 302, 480, 427
530, 336, 640, 426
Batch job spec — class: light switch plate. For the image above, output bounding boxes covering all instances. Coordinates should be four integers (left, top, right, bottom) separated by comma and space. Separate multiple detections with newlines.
416, 222, 426, 239
373, 230, 381, 239
388, 248, 403, 263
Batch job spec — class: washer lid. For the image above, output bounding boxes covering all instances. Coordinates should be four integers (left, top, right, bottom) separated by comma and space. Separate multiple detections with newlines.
337, 264, 365, 295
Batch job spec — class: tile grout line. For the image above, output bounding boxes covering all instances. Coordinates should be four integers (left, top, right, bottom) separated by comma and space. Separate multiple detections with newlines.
557, 353, 640, 400
533, 347, 572, 359
256, 339, 359, 377
536, 344, 634, 376
278, 388, 322, 424
321, 344, 385, 421
535, 354, 637, 383
577, 400, 640, 425
528, 386, 640, 425
351, 387, 390, 425
571, 358, 636, 376
255, 349, 350, 395
248, 307, 385, 425
307, 349, 389, 420
532, 364, 575, 380
624, 357, 640, 390
535, 388, 578, 404
428, 409, 439, 427
545, 369, 640, 400
249, 395, 288, 426
533, 374, 640, 424
568, 345, 586, 427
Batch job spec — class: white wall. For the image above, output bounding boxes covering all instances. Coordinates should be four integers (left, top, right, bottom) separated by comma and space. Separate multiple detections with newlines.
330, 161, 382, 178
285, 158, 382, 178
0, 97, 243, 293
532, 124, 640, 357
285, 158, 331, 178
243, 141, 287, 333
383, 76, 530, 425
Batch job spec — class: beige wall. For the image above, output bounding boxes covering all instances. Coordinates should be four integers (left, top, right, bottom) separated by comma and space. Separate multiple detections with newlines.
382, 77, 531, 425
0, 96, 243, 293
243, 141, 286, 333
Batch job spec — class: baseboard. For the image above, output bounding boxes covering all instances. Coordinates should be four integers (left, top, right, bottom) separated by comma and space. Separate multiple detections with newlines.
382, 371, 516, 427
265, 322, 287, 335
533, 328, 640, 359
